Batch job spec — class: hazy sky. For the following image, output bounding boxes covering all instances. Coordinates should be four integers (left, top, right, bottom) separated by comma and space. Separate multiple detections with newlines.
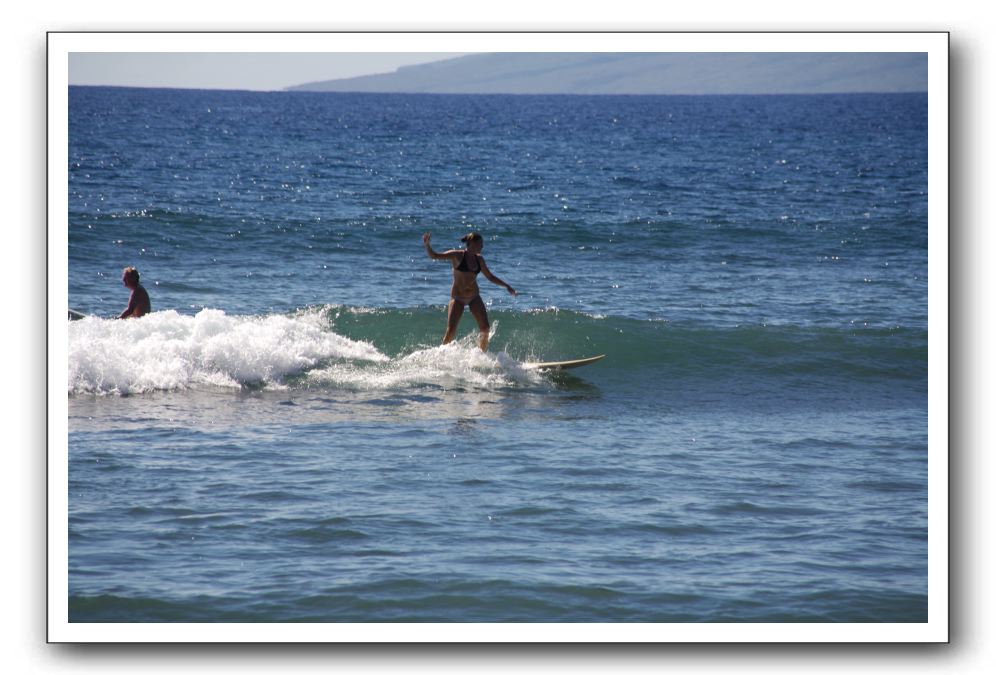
68, 53, 471, 91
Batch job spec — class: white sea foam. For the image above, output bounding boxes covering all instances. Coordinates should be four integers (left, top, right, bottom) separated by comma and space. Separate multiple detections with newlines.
305, 329, 543, 391
68, 309, 388, 395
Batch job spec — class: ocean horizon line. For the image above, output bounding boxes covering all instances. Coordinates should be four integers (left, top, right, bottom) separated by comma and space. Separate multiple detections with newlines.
68, 83, 929, 97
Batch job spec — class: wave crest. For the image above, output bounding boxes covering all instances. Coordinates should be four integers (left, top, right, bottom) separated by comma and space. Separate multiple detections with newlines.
68, 309, 388, 395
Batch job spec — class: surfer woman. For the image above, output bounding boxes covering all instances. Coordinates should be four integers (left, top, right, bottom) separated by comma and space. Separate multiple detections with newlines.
423, 231, 517, 351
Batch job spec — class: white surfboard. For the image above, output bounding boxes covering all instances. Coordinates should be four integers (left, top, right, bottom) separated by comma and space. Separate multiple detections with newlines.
522, 354, 605, 371
68, 308, 86, 321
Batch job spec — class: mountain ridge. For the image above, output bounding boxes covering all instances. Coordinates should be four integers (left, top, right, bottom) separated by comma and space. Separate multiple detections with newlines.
286, 53, 928, 95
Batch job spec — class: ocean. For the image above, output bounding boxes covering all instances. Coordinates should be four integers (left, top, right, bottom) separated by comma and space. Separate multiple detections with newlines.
66, 86, 929, 623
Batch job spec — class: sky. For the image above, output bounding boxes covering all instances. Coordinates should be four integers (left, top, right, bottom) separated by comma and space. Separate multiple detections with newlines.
68, 53, 471, 91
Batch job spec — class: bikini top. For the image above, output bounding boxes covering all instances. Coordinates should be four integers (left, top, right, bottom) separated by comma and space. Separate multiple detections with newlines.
456, 252, 480, 274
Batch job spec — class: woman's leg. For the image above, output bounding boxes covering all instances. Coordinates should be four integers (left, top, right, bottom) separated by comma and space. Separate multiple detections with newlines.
443, 299, 464, 344
468, 296, 491, 351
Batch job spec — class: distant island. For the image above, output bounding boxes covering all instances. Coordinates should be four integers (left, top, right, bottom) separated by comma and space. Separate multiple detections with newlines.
286, 53, 928, 96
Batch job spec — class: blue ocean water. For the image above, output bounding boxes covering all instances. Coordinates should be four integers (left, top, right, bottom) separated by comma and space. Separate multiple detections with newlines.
67, 87, 928, 622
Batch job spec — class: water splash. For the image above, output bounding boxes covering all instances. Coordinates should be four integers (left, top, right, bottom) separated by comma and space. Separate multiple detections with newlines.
68, 309, 388, 395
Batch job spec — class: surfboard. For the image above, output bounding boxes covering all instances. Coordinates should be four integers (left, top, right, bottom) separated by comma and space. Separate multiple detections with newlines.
68, 308, 86, 321
522, 354, 605, 371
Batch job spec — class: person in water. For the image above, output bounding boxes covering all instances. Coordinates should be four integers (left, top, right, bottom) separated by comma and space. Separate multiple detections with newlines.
118, 266, 151, 319
423, 231, 517, 351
